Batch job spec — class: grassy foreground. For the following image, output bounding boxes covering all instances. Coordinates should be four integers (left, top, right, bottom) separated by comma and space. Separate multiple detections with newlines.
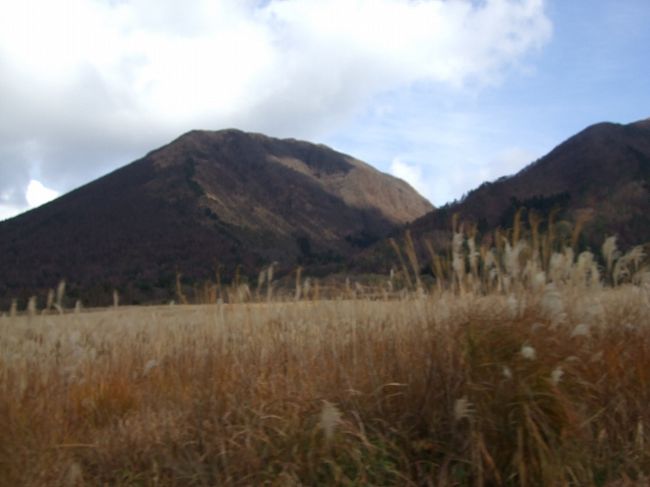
1, 281, 650, 485
2, 225, 650, 486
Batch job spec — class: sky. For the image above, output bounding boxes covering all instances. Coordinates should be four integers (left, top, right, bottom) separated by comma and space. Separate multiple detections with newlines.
1, 0, 649, 220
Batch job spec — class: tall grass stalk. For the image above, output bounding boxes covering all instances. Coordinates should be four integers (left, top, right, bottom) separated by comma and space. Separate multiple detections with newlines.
1, 227, 650, 485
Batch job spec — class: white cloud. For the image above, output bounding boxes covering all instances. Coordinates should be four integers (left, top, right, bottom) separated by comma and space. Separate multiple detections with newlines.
390, 157, 426, 196
25, 179, 60, 208
0, 189, 26, 221
381, 135, 538, 207
400, 146, 535, 207
0, 0, 552, 219
329, 92, 547, 207
0, 204, 24, 222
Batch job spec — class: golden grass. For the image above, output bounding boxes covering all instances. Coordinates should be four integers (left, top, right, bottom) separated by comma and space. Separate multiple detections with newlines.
1, 279, 650, 485
2, 222, 650, 485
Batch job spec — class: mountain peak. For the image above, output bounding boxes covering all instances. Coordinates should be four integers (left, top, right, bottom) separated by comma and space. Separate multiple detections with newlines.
0, 130, 432, 305
168, 127, 260, 146
408, 118, 650, 250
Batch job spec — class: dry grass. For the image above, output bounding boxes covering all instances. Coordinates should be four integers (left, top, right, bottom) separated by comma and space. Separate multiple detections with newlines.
2, 233, 650, 485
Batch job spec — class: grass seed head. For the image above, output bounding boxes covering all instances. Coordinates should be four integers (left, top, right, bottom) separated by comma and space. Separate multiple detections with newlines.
570, 323, 591, 338
454, 397, 474, 421
319, 400, 342, 441
521, 345, 537, 360
551, 367, 564, 386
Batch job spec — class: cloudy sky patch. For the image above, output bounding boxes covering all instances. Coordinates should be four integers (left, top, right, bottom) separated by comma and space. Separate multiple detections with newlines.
1, 0, 649, 219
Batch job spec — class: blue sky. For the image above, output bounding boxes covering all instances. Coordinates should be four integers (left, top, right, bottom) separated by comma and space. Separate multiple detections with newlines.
1, 0, 649, 219
325, 0, 650, 205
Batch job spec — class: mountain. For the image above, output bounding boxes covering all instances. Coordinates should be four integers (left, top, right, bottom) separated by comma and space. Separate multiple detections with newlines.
403, 118, 650, 252
0, 129, 432, 305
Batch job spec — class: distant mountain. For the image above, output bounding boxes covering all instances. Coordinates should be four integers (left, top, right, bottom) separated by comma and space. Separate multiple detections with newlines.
0, 129, 432, 305
407, 118, 650, 250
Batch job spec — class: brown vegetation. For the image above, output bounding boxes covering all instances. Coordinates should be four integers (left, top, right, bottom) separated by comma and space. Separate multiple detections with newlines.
409, 119, 650, 251
0, 129, 431, 307
1, 229, 649, 486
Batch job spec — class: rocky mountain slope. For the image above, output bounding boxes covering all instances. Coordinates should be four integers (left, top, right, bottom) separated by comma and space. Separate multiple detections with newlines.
0, 129, 432, 305
410, 118, 650, 249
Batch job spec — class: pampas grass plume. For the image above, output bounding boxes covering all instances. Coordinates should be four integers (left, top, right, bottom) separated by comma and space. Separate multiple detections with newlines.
521, 345, 536, 360
319, 400, 342, 442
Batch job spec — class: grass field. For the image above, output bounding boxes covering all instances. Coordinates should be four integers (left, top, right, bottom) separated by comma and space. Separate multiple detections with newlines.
2, 232, 650, 485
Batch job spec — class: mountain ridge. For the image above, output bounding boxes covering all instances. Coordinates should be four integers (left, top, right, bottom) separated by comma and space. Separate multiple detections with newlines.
2, 119, 649, 306
405, 118, 650, 251
0, 129, 432, 305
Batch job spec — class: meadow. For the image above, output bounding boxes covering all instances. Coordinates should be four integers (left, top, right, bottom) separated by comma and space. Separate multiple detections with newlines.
1, 227, 650, 486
